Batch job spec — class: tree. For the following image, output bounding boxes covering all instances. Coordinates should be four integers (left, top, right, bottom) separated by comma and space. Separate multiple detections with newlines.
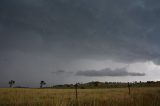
93, 81, 99, 87
9, 80, 15, 88
40, 81, 46, 88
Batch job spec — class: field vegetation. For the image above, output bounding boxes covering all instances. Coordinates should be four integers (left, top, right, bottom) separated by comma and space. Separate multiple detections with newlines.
0, 87, 160, 106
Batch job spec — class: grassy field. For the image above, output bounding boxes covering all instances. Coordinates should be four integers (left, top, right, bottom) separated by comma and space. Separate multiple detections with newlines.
0, 87, 160, 106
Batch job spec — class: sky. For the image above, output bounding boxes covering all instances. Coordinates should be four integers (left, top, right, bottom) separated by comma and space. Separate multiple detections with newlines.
0, 0, 160, 87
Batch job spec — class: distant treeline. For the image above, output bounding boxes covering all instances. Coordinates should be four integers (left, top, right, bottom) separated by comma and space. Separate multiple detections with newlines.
13, 81, 160, 89
49, 81, 160, 89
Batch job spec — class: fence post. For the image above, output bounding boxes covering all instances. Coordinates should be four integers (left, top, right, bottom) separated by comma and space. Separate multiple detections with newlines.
75, 83, 78, 106
128, 82, 131, 95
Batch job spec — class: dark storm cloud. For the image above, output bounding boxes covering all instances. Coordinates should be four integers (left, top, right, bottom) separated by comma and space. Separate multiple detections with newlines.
76, 68, 145, 77
0, 0, 160, 86
0, 0, 160, 64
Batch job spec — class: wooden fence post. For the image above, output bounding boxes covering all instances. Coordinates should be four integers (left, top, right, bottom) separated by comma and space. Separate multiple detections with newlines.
75, 83, 78, 106
128, 82, 131, 95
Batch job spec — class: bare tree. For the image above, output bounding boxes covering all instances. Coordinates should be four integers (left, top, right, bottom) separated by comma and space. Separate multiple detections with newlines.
9, 80, 15, 88
40, 81, 46, 88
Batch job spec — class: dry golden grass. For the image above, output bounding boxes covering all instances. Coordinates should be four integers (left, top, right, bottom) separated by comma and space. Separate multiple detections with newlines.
0, 87, 160, 106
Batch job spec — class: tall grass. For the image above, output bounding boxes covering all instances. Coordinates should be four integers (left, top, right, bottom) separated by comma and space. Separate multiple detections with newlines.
0, 87, 160, 106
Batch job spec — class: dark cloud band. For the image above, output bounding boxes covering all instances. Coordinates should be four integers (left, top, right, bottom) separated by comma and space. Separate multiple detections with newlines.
76, 68, 145, 77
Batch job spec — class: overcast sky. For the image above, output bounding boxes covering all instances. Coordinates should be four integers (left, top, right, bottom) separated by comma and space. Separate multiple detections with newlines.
1, 0, 160, 87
